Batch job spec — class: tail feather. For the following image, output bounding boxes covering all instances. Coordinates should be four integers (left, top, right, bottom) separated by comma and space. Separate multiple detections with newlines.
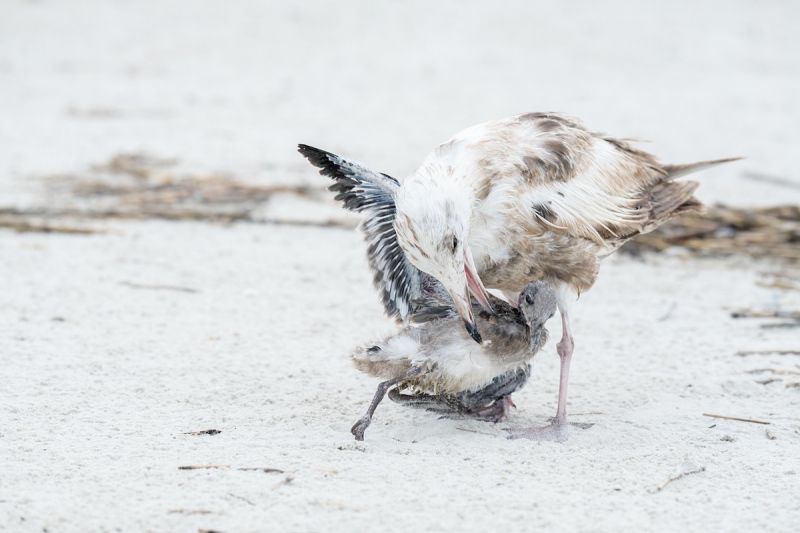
649, 180, 700, 222
663, 157, 743, 180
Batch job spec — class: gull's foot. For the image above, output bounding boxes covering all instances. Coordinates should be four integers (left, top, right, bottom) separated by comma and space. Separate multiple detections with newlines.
350, 417, 370, 441
505, 418, 594, 442
505, 421, 569, 442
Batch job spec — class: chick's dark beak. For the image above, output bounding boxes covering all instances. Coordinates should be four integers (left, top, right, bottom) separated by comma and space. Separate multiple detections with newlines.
465, 319, 483, 344
449, 288, 483, 344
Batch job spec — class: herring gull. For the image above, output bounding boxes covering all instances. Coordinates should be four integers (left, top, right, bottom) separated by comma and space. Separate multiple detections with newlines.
300, 112, 739, 440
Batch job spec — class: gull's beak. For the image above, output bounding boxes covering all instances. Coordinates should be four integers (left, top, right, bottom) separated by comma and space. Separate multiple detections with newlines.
449, 287, 482, 344
464, 246, 494, 314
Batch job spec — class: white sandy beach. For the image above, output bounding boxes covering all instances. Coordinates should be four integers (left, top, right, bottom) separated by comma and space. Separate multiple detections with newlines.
1, 1, 799, 532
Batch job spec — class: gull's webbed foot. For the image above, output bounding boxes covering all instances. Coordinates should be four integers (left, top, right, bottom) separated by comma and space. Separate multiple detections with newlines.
505, 420, 569, 442
505, 418, 594, 443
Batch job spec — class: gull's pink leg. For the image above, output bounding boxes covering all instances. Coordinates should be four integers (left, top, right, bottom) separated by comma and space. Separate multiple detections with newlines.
553, 309, 574, 428
506, 309, 574, 442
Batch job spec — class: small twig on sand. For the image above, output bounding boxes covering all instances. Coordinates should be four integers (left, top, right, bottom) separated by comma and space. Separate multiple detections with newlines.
703, 413, 770, 425
657, 302, 677, 322
746, 368, 800, 375
168, 509, 212, 515
761, 322, 800, 329
761, 271, 800, 282
736, 350, 800, 357
649, 461, 706, 493
121, 281, 199, 293
756, 281, 800, 291
455, 427, 497, 436
0, 218, 100, 234
257, 217, 357, 229
731, 310, 800, 319
184, 429, 222, 435
237, 467, 285, 473
742, 171, 800, 191
272, 475, 295, 490
178, 465, 230, 470
227, 493, 255, 506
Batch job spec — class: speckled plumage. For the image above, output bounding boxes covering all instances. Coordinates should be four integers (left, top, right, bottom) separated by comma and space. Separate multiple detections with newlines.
387, 112, 738, 441
393, 112, 737, 302
300, 113, 739, 441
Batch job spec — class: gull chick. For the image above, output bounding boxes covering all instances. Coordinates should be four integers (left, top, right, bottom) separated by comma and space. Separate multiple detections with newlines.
349, 281, 557, 441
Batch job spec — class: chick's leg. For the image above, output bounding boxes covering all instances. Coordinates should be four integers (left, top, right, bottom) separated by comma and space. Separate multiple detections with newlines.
351, 366, 423, 441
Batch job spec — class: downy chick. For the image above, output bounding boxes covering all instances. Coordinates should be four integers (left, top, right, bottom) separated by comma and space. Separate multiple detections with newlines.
350, 281, 557, 441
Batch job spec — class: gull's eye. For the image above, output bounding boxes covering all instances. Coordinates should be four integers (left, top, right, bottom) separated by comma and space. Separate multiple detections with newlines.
452, 236, 458, 253
525, 294, 534, 305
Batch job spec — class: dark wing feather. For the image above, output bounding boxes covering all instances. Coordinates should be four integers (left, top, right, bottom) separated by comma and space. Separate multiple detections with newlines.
298, 144, 442, 323
456, 364, 531, 409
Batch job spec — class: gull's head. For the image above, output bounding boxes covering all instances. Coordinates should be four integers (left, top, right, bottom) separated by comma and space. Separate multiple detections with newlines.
394, 174, 493, 343
517, 281, 558, 351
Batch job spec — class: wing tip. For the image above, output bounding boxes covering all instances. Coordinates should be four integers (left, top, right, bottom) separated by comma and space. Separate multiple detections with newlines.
297, 144, 334, 168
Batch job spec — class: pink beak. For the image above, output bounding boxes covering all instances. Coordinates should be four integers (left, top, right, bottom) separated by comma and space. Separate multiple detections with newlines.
464, 247, 494, 314
448, 246, 494, 344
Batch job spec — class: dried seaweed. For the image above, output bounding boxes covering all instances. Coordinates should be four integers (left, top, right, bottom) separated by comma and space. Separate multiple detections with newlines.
1, 152, 355, 231
625, 204, 800, 263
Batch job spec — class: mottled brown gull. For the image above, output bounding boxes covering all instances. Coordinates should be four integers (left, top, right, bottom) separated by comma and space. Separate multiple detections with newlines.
301, 112, 739, 440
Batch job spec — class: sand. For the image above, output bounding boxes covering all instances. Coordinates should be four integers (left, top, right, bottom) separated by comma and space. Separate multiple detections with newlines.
1, 1, 799, 532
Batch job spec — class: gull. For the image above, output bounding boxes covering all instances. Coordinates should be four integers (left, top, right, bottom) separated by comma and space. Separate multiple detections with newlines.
347, 280, 557, 441
300, 112, 739, 440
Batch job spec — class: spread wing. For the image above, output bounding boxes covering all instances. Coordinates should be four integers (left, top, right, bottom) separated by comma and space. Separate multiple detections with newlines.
298, 144, 442, 323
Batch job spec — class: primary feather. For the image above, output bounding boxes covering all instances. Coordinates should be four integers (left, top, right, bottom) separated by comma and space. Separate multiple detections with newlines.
298, 144, 435, 323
